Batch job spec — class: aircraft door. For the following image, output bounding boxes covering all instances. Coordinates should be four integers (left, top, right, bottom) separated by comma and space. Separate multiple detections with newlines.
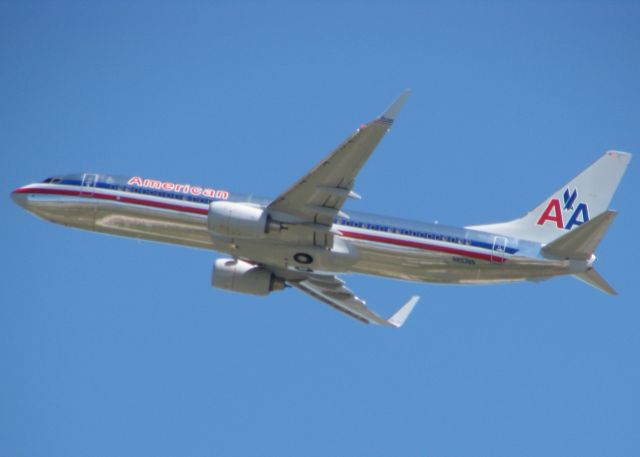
491, 236, 508, 263
80, 173, 98, 196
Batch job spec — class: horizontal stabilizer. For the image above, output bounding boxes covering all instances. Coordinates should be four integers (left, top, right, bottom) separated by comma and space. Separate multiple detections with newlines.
574, 268, 617, 295
542, 210, 617, 260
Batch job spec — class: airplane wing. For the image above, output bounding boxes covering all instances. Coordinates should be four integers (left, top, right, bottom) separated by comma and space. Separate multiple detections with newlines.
290, 273, 419, 327
264, 91, 417, 326
267, 90, 410, 244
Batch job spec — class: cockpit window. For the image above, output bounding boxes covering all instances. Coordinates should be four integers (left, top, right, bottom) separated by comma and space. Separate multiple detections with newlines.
43, 177, 63, 183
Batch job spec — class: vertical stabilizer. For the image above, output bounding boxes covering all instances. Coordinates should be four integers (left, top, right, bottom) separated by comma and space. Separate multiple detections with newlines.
468, 151, 631, 244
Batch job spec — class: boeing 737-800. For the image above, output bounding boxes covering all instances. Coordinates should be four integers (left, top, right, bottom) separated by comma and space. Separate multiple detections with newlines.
11, 91, 632, 327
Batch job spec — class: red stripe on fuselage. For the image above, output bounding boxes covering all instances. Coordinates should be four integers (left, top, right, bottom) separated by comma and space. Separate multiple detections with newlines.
338, 230, 505, 263
13, 186, 209, 215
15, 186, 505, 263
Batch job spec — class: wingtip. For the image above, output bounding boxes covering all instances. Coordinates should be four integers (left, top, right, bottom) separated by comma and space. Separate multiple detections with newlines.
606, 150, 632, 159
387, 295, 419, 328
379, 89, 411, 122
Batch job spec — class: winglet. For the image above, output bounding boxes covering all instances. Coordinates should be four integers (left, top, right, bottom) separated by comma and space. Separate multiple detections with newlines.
387, 295, 419, 328
377, 89, 411, 125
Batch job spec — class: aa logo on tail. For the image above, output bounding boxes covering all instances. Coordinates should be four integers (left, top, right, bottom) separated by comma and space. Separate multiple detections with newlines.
536, 188, 589, 230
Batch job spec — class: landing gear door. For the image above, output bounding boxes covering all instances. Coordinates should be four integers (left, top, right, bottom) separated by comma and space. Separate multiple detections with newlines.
80, 173, 98, 196
491, 236, 508, 263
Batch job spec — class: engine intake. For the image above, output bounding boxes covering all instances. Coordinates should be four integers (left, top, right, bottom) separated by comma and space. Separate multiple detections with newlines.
208, 201, 268, 239
212, 258, 285, 296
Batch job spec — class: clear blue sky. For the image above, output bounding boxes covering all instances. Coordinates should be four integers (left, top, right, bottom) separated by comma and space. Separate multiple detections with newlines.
2, 1, 639, 456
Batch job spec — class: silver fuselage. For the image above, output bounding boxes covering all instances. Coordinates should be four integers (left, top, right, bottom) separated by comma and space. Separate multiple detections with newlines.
12, 173, 584, 285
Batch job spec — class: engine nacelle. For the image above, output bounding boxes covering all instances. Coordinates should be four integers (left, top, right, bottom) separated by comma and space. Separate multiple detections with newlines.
212, 258, 285, 296
208, 201, 267, 239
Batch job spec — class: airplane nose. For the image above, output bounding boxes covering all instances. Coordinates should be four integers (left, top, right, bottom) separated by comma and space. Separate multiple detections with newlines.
11, 189, 29, 209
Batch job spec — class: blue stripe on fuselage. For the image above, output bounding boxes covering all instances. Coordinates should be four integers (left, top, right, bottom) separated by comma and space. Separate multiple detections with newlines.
334, 216, 519, 255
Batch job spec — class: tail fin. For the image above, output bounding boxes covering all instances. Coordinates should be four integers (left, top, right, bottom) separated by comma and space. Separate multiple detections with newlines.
468, 151, 631, 244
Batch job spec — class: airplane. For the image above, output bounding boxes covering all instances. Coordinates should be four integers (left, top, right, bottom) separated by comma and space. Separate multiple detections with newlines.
11, 90, 632, 328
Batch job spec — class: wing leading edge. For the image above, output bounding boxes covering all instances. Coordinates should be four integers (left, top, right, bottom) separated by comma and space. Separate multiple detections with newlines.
267, 90, 411, 235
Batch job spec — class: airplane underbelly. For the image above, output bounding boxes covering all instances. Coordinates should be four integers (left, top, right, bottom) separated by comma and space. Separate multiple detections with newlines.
349, 239, 566, 284
27, 194, 214, 250
93, 200, 213, 249
24, 195, 97, 231
350, 240, 475, 282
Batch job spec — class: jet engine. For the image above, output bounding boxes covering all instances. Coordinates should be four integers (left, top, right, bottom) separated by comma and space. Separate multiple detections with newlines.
208, 201, 268, 239
211, 258, 285, 296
